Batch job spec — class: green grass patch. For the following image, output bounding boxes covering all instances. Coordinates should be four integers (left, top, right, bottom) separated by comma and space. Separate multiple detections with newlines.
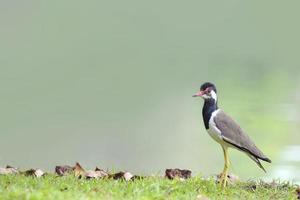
0, 175, 298, 200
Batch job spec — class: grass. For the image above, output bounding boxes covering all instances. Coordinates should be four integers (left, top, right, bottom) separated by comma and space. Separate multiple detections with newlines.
0, 174, 298, 200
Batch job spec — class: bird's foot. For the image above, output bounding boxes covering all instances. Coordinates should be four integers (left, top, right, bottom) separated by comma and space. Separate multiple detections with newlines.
218, 172, 228, 188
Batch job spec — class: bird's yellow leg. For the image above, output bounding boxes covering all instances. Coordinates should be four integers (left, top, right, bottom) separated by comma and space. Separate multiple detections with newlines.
219, 146, 229, 188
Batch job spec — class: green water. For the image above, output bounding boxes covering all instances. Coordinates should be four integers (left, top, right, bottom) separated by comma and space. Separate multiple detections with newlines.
0, 1, 300, 181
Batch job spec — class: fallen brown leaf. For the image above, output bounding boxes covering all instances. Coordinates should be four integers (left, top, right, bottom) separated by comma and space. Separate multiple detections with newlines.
6, 165, 17, 170
131, 175, 145, 181
0, 166, 18, 175
85, 170, 108, 179
95, 167, 108, 175
55, 165, 73, 176
55, 162, 85, 176
5, 166, 18, 173
123, 172, 133, 181
85, 170, 102, 179
34, 169, 45, 177
24, 169, 45, 177
110, 171, 125, 180
296, 187, 300, 199
165, 168, 192, 180
74, 162, 85, 176
110, 171, 135, 181
85, 167, 108, 179
84, 167, 108, 179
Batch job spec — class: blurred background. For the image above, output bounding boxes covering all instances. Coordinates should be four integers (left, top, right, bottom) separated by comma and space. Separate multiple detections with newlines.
0, 1, 299, 182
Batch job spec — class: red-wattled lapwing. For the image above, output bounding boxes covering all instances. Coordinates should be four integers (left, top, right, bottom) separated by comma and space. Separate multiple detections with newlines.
193, 82, 271, 187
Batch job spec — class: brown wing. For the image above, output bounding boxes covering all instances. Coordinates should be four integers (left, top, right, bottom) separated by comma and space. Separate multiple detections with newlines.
214, 110, 271, 163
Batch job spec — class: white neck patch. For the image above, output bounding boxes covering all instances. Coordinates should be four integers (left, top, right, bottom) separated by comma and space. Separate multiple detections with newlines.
211, 90, 217, 102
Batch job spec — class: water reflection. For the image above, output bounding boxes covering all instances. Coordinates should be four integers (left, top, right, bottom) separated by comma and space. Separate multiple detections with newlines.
270, 145, 300, 184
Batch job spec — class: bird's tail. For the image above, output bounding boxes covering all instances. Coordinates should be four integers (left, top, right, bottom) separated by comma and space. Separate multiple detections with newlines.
247, 154, 267, 173
259, 156, 272, 163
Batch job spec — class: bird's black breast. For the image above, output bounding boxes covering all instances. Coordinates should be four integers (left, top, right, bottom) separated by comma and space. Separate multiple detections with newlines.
202, 99, 218, 129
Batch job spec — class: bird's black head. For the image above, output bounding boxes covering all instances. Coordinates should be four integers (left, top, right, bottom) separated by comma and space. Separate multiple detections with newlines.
200, 82, 217, 94
193, 82, 218, 101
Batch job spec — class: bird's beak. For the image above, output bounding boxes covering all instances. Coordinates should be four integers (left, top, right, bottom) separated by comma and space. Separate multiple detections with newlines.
192, 91, 204, 97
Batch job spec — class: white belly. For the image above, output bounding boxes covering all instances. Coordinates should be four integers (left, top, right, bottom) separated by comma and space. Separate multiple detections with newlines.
207, 126, 223, 144
206, 109, 227, 146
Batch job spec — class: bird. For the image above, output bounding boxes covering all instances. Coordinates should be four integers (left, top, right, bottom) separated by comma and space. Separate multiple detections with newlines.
193, 82, 271, 187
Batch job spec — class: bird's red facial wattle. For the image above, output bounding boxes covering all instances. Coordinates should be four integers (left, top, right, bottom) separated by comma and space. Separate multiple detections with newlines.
192, 87, 211, 97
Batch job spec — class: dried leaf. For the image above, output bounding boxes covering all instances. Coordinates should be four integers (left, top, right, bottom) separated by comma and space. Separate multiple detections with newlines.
110, 171, 125, 180
0, 166, 18, 175
95, 167, 108, 175
24, 169, 37, 176
34, 169, 45, 177
24, 169, 45, 177
84, 167, 108, 179
131, 175, 145, 181
110, 171, 135, 181
5, 166, 18, 173
123, 172, 133, 181
95, 167, 101, 171
74, 162, 85, 176
55, 162, 85, 176
6, 165, 17, 169
55, 165, 73, 176
296, 187, 300, 199
85, 170, 108, 179
85, 170, 101, 179
165, 168, 192, 180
